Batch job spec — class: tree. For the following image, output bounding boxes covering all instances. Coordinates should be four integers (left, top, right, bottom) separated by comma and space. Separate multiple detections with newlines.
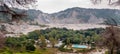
86, 36, 91, 45
49, 37, 57, 48
27, 30, 40, 40
5, 37, 24, 51
25, 43, 35, 51
90, 1, 120, 53
66, 38, 71, 48
90, 0, 120, 53
92, 33, 100, 42
97, 18, 120, 54
0, 0, 37, 22
100, 26, 120, 54
91, 0, 120, 6
79, 35, 84, 44
39, 36, 47, 48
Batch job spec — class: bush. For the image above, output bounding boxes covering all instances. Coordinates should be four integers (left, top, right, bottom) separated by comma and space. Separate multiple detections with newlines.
76, 49, 91, 53
25, 44, 35, 51
105, 51, 108, 54
1, 48, 13, 54
89, 48, 95, 51
59, 48, 73, 52
58, 44, 73, 52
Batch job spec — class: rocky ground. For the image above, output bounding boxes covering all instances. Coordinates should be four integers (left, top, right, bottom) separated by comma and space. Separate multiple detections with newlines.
57, 49, 106, 54
3, 23, 107, 37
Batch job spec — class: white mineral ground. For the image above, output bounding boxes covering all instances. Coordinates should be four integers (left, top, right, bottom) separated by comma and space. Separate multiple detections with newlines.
4, 23, 108, 37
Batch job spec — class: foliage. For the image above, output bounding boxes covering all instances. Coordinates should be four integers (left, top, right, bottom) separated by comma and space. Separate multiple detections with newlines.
39, 36, 47, 48
3, 27, 104, 53
25, 43, 35, 51
76, 49, 91, 53
58, 44, 73, 52
40, 27, 103, 45
91, 0, 120, 6
5, 36, 35, 52
105, 51, 109, 54
27, 30, 41, 40
49, 37, 57, 48
0, 0, 37, 22
99, 26, 120, 54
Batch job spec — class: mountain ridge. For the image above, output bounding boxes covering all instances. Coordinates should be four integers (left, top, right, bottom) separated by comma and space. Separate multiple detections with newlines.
0, 7, 120, 24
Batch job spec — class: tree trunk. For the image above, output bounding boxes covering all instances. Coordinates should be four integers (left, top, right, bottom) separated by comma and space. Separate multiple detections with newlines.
109, 47, 114, 54
116, 48, 120, 54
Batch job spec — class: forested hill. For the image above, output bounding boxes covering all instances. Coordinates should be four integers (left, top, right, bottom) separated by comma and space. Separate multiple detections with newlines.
0, 7, 120, 24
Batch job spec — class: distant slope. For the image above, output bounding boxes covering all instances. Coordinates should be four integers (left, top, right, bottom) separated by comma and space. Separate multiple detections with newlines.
0, 7, 120, 24
51, 7, 120, 24
27, 7, 120, 24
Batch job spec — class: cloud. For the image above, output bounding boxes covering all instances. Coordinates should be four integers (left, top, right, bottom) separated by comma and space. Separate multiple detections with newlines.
36, 0, 119, 13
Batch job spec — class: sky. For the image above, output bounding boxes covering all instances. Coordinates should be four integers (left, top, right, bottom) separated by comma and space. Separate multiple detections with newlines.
36, 0, 119, 13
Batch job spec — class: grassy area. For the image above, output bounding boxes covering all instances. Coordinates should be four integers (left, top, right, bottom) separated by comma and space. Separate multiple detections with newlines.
0, 48, 58, 54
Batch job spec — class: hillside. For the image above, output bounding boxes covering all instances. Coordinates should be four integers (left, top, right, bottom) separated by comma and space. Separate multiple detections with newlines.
0, 7, 120, 24
27, 7, 120, 24
51, 7, 120, 24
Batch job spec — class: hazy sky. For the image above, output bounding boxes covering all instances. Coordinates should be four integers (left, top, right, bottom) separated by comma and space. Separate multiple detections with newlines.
36, 0, 119, 13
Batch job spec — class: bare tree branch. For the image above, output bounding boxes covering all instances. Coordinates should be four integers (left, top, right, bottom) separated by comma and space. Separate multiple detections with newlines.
91, 0, 120, 6
0, 0, 37, 22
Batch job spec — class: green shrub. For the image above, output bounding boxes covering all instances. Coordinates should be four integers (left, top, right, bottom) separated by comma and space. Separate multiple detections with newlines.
77, 49, 91, 53
105, 51, 108, 54
59, 48, 73, 52
1, 48, 13, 54
25, 44, 35, 51
58, 44, 73, 52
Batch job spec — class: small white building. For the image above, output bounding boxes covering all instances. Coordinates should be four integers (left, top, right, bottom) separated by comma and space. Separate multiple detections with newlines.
54, 41, 63, 47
